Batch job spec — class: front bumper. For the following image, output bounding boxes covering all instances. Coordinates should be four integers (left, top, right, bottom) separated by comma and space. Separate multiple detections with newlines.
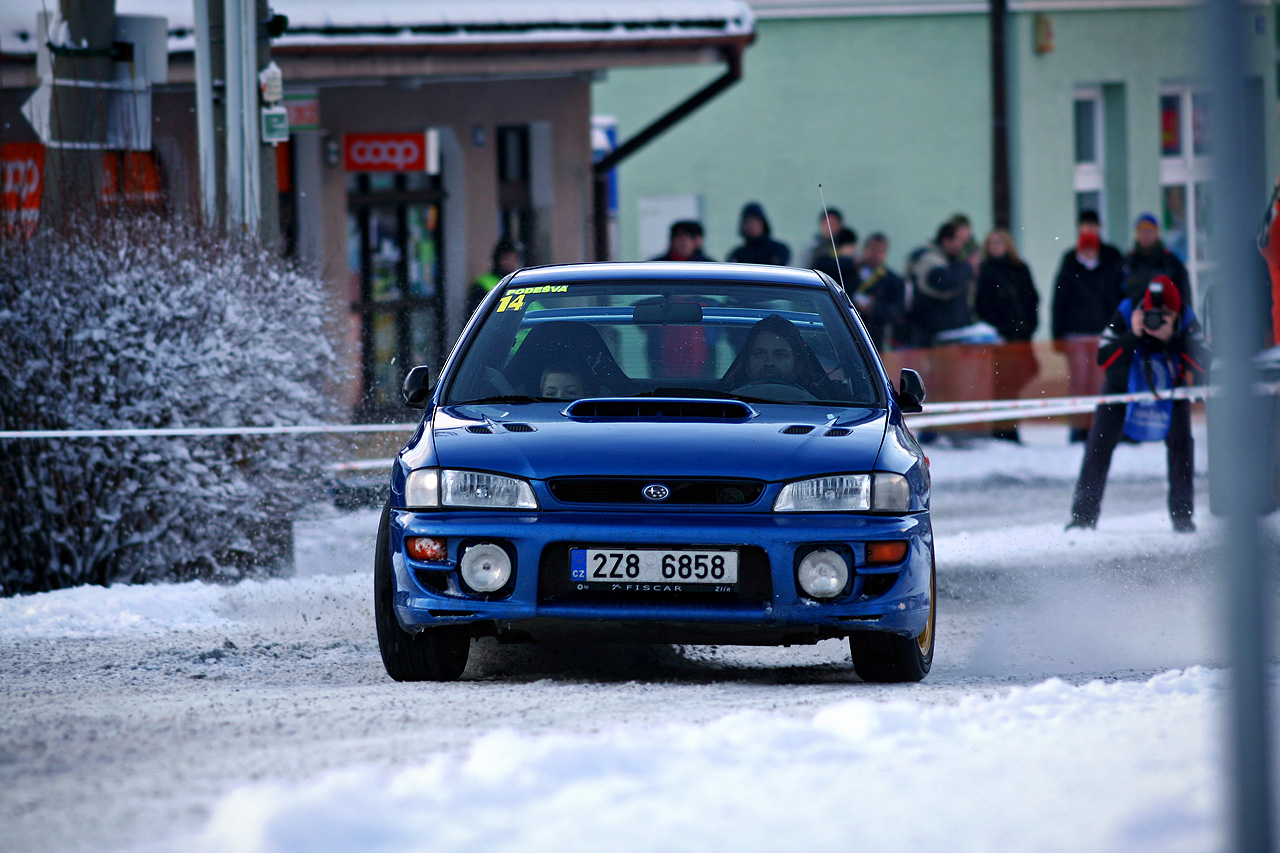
387, 509, 932, 643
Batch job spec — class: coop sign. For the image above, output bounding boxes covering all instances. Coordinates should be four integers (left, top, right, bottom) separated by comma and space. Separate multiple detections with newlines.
344, 131, 440, 174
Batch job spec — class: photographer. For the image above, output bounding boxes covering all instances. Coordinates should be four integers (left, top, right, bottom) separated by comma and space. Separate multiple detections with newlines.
1067, 275, 1210, 532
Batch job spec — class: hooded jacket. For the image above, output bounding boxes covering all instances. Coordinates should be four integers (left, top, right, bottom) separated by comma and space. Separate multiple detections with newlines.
727, 202, 791, 266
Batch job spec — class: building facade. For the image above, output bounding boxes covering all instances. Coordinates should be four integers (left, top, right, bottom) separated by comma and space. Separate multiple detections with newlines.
593, 0, 1279, 323
1, 1, 756, 416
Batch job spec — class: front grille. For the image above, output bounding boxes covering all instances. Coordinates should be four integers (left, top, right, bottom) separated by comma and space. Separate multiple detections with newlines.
549, 478, 764, 505
538, 544, 772, 605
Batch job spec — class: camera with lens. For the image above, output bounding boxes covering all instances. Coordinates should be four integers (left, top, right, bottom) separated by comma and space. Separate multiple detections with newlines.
1142, 281, 1166, 332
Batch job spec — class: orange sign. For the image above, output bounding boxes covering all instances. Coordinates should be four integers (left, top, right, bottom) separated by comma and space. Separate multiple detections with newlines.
101, 151, 163, 206
1, 142, 44, 238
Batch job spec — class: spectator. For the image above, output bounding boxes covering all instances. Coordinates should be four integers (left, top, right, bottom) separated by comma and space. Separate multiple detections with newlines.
1261, 176, 1280, 346
852, 232, 906, 351
1123, 213, 1190, 303
467, 238, 522, 317
976, 228, 1040, 441
727, 202, 790, 266
806, 207, 844, 268
650, 220, 712, 262
813, 226, 858, 286
1067, 275, 1210, 532
685, 219, 713, 262
902, 221, 976, 346
949, 212, 981, 271
976, 229, 1039, 342
1052, 209, 1126, 442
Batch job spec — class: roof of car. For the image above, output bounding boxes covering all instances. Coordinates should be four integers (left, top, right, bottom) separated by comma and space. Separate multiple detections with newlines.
505, 262, 831, 289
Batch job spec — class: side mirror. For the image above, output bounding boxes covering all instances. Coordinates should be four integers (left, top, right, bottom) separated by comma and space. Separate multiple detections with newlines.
896, 368, 926, 414
402, 365, 432, 409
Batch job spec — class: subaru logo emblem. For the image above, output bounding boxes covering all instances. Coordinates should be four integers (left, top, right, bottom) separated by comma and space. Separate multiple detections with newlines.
642, 483, 671, 502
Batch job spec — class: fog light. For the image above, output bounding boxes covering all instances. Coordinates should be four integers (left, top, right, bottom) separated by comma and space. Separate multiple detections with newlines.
406, 536, 447, 562
865, 540, 909, 566
459, 543, 512, 593
797, 549, 849, 599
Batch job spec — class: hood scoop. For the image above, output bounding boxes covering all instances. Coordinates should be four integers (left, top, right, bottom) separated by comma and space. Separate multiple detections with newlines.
565, 397, 754, 422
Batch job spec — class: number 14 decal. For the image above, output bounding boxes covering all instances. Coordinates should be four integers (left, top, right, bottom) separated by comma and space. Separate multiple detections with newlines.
495, 292, 525, 313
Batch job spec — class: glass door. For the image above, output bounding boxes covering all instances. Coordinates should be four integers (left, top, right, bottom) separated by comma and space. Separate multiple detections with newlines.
347, 172, 445, 418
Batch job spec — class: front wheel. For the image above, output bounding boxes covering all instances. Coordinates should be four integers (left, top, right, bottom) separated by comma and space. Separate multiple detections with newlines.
849, 557, 935, 683
374, 502, 470, 682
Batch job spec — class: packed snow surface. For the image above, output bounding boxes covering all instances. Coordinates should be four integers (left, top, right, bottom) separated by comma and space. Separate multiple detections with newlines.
3, 423, 1278, 853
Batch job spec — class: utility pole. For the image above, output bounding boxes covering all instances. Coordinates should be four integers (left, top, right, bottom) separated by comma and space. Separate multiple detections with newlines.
255, 0, 281, 249
196, 0, 280, 245
38, 0, 117, 229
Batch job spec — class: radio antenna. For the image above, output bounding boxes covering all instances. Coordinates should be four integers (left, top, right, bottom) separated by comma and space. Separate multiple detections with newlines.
818, 184, 846, 292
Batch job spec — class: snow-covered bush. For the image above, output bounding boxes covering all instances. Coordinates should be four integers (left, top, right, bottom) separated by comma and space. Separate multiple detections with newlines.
0, 216, 341, 595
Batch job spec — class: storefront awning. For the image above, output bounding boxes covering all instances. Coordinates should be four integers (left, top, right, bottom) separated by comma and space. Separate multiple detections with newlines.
2, 1, 755, 84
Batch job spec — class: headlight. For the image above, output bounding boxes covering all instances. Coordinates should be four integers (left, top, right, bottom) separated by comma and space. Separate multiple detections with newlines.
404, 469, 538, 509
442, 470, 537, 509
773, 473, 911, 513
774, 474, 870, 512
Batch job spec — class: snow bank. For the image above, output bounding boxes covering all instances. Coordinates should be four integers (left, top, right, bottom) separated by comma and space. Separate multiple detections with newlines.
0, 574, 370, 639
923, 422, 1210, 487
190, 667, 1224, 853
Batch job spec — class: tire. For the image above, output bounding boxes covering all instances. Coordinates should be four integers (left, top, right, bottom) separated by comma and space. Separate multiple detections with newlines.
374, 501, 470, 682
849, 556, 935, 683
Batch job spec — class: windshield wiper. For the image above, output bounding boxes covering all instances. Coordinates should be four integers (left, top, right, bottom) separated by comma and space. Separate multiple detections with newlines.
452, 395, 545, 405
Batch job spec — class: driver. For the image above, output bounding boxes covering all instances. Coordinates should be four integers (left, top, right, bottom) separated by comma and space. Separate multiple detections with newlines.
721, 314, 845, 399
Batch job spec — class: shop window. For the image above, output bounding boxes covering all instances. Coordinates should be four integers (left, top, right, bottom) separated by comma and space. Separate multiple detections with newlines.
1159, 86, 1213, 299
1073, 89, 1105, 231
497, 124, 535, 262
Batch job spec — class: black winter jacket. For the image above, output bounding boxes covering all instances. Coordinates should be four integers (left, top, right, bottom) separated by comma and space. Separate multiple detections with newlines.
727, 202, 791, 266
976, 256, 1039, 341
1122, 242, 1190, 304
1051, 244, 1125, 338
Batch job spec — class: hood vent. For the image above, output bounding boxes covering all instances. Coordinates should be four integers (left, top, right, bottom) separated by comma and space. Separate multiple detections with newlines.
466, 425, 493, 434
566, 398, 753, 422
504, 423, 536, 433
781, 425, 814, 435
823, 428, 850, 437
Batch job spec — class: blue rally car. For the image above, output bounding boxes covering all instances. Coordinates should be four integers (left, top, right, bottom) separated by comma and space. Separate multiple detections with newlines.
375, 262, 934, 682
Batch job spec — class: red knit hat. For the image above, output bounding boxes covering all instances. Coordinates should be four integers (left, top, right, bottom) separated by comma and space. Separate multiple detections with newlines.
1143, 275, 1181, 314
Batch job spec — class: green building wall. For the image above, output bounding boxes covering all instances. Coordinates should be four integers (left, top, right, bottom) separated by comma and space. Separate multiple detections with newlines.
593, 13, 993, 271
594, 5, 1278, 335
1007, 5, 1277, 305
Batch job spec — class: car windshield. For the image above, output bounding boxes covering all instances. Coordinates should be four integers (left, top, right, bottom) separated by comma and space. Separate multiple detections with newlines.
445, 280, 882, 407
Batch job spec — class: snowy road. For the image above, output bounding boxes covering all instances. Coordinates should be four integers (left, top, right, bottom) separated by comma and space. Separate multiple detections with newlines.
2, 424, 1278, 852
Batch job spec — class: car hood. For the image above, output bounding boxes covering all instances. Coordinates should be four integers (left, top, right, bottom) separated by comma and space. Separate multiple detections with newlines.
429, 402, 889, 481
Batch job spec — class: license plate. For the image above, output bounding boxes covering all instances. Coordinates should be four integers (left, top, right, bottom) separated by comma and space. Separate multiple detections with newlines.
570, 548, 739, 585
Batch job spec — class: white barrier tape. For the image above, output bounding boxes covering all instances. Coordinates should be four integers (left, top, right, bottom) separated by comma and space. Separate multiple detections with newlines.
0, 423, 420, 440
908, 380, 1280, 427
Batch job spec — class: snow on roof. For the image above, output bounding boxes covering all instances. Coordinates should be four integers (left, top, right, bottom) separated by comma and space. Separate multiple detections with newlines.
0, 1, 755, 56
